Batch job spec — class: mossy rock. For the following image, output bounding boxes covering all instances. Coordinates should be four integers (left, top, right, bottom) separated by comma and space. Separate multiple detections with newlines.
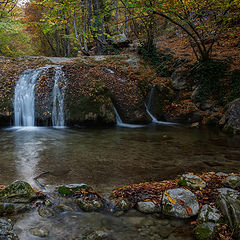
58, 184, 91, 196
0, 180, 37, 203
75, 198, 104, 212
194, 222, 217, 240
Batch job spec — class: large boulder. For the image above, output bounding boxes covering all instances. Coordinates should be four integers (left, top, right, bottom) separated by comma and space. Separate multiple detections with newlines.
0, 181, 37, 203
220, 98, 240, 133
216, 188, 240, 238
162, 188, 199, 218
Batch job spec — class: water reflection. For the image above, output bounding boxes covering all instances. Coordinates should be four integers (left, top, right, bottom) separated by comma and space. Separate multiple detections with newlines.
0, 126, 238, 194
14, 128, 44, 187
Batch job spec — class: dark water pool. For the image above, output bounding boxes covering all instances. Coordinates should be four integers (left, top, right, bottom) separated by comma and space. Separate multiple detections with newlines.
0, 125, 239, 194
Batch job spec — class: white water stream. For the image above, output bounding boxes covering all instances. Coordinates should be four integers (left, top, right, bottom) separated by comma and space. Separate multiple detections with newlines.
14, 66, 66, 127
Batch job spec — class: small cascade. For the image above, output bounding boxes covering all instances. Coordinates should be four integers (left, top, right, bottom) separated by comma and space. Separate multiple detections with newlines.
113, 106, 145, 128
52, 66, 66, 127
14, 65, 67, 127
14, 69, 44, 126
145, 85, 175, 125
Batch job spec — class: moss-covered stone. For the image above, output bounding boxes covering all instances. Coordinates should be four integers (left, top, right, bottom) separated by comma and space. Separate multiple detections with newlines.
0, 180, 37, 203
58, 184, 91, 196
194, 222, 217, 240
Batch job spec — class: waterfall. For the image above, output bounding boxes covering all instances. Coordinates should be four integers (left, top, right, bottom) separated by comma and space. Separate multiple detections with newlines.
145, 85, 176, 125
14, 66, 66, 127
52, 66, 66, 127
14, 69, 44, 126
113, 106, 145, 128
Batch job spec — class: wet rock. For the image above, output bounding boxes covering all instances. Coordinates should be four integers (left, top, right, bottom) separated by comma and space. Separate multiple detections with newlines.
162, 188, 199, 218
76, 198, 104, 212
158, 224, 174, 238
58, 184, 91, 196
158, 219, 170, 226
216, 172, 228, 177
224, 175, 240, 189
44, 199, 53, 206
216, 188, 240, 238
193, 222, 217, 240
198, 205, 220, 223
0, 203, 28, 216
127, 217, 145, 226
137, 201, 161, 213
113, 199, 130, 212
38, 207, 54, 218
220, 98, 240, 133
85, 230, 111, 240
178, 174, 206, 190
0, 181, 37, 203
0, 218, 19, 240
29, 227, 49, 238
57, 204, 73, 212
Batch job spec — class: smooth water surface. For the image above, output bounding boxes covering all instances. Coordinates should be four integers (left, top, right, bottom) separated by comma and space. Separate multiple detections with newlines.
0, 125, 239, 194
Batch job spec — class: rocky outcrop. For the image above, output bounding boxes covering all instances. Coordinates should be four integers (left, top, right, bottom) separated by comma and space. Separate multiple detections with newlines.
216, 188, 240, 238
220, 98, 240, 133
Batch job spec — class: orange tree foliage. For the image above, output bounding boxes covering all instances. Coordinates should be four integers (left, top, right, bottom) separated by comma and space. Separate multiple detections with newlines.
123, 0, 240, 61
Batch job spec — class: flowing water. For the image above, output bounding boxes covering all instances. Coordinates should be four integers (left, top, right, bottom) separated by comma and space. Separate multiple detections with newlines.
52, 66, 66, 127
14, 69, 44, 126
14, 65, 66, 128
145, 86, 175, 125
1, 126, 240, 239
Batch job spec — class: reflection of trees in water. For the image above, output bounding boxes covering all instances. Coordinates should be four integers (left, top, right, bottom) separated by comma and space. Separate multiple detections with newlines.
14, 129, 42, 187
14, 128, 67, 187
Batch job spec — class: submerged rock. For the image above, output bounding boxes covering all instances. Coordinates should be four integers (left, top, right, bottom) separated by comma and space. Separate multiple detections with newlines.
193, 222, 217, 240
0, 181, 37, 203
0, 218, 19, 240
76, 198, 104, 212
38, 207, 54, 218
57, 204, 73, 212
162, 188, 199, 218
216, 188, 240, 238
0, 203, 28, 216
198, 205, 220, 223
85, 230, 111, 240
224, 175, 240, 189
137, 201, 161, 213
29, 227, 49, 238
178, 174, 206, 190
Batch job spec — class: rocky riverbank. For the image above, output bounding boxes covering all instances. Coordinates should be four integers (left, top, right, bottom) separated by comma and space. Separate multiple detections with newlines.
0, 172, 239, 239
0, 55, 240, 132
